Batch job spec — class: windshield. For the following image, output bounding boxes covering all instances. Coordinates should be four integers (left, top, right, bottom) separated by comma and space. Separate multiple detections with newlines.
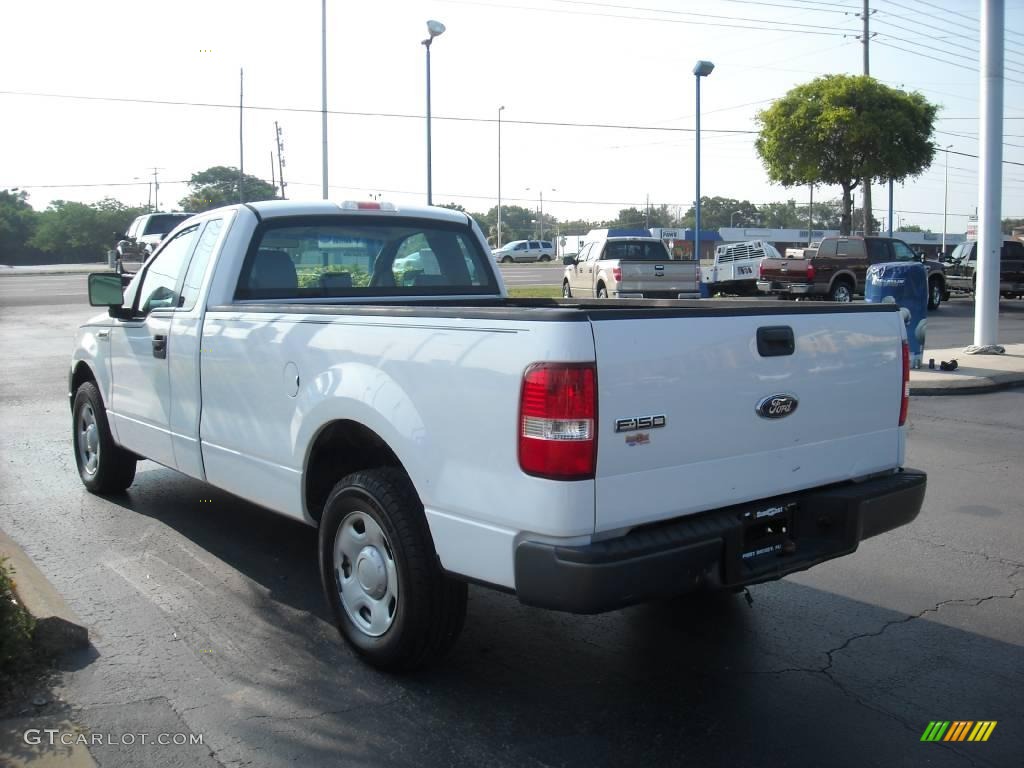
142, 214, 191, 236
234, 216, 495, 300
949, 242, 971, 261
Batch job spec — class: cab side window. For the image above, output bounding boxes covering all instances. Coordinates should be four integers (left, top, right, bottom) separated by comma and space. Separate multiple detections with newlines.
891, 240, 916, 261
137, 225, 200, 313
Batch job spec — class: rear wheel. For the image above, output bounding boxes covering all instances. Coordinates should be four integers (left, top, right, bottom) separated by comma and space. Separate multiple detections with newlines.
539, 255, 551, 263
562, 281, 572, 298
318, 468, 467, 672
597, 285, 608, 299
73, 382, 136, 493
829, 280, 853, 303
928, 278, 943, 311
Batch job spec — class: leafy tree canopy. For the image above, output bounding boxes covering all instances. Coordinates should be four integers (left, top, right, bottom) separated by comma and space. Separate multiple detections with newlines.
0, 190, 37, 260
30, 198, 148, 258
1003, 217, 1024, 235
755, 75, 937, 234
179, 166, 279, 212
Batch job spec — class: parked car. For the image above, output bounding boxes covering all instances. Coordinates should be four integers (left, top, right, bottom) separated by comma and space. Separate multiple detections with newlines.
493, 240, 555, 263
943, 238, 1024, 299
116, 212, 194, 261
757, 235, 948, 310
391, 248, 437, 274
704, 240, 781, 296
562, 236, 700, 299
72, 199, 925, 671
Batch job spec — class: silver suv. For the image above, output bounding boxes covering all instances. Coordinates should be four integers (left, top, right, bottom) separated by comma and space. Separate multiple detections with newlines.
492, 239, 555, 263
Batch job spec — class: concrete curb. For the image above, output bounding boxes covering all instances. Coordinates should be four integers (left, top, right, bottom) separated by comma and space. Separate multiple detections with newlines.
0, 531, 89, 656
910, 376, 1024, 396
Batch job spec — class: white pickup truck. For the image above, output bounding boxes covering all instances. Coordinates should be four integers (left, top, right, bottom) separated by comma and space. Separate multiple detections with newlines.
561, 236, 701, 299
70, 200, 926, 671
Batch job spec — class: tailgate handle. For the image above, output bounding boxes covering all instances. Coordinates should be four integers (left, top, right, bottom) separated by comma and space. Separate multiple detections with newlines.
757, 326, 795, 357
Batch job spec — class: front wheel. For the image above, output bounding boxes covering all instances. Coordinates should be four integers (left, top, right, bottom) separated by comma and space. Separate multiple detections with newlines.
928, 279, 943, 311
501, 256, 513, 264
73, 382, 136, 493
318, 468, 467, 672
562, 281, 572, 298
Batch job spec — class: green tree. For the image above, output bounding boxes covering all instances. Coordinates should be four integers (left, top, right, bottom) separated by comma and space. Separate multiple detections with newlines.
0, 190, 37, 262
30, 198, 148, 262
755, 75, 937, 235
679, 197, 759, 229
179, 166, 279, 212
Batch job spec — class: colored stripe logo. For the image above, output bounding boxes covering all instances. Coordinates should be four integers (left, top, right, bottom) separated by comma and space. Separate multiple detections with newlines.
921, 721, 997, 742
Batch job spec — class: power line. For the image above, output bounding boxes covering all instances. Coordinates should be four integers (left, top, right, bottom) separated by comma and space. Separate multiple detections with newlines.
872, 41, 1024, 86
0, 89, 757, 135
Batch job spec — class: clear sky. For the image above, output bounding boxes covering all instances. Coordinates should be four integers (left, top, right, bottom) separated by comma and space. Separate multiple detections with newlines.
2, 0, 1022, 234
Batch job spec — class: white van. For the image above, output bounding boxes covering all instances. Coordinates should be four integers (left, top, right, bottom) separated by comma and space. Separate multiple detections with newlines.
703, 240, 781, 295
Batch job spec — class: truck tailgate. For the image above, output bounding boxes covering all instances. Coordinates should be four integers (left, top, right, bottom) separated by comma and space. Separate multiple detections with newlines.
619, 261, 698, 294
759, 258, 811, 282
590, 306, 905, 532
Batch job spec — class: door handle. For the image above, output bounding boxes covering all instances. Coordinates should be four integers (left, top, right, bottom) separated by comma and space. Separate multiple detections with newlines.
152, 335, 167, 359
96, 330, 109, 339
757, 326, 795, 357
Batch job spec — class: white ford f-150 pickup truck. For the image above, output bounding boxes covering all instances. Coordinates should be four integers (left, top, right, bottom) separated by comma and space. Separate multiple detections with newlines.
70, 200, 926, 671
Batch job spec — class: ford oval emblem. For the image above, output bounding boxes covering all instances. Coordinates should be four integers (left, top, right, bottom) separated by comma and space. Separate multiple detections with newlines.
756, 394, 798, 419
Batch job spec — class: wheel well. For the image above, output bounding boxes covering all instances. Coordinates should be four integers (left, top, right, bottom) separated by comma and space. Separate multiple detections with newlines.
70, 361, 97, 410
930, 273, 944, 287
304, 420, 404, 523
830, 273, 854, 289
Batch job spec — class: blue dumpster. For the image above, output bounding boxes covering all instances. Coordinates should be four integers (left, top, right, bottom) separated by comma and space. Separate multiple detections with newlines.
865, 261, 927, 368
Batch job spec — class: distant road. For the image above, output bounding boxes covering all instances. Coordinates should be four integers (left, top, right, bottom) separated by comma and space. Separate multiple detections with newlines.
0, 274, 88, 306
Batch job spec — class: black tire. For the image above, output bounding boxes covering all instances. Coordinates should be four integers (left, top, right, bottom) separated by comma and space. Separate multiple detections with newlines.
597, 285, 608, 299
539, 255, 551, 263
562, 281, 572, 298
72, 382, 137, 493
927, 278, 943, 311
828, 280, 853, 303
318, 468, 467, 672
501, 256, 513, 264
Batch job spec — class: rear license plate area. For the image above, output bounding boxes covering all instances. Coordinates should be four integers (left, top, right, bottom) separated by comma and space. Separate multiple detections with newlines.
740, 502, 795, 565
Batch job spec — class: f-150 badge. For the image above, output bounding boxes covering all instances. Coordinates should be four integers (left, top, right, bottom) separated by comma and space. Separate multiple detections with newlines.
615, 415, 667, 433
756, 394, 798, 419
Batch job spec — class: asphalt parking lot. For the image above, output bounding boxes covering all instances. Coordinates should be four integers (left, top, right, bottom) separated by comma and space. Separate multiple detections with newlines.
0, 279, 1021, 767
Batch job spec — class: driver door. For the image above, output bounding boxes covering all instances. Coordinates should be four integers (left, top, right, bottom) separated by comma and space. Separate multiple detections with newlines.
570, 243, 594, 296
108, 224, 200, 469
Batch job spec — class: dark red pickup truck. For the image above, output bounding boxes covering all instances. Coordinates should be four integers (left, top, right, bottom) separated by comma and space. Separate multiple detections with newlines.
757, 236, 948, 310
944, 238, 1024, 299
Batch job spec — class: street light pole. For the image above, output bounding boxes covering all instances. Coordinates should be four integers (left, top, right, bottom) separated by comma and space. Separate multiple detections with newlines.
693, 60, 714, 263
942, 143, 953, 258
321, 0, 328, 199
422, 20, 446, 206
497, 105, 504, 249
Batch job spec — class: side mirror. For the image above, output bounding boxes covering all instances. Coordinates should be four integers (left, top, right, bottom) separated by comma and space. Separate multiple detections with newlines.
87, 273, 125, 308
562, 255, 575, 266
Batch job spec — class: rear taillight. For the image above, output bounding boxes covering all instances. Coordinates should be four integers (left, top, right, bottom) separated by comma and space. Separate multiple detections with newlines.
519, 363, 597, 480
612, 266, 622, 283
806, 263, 816, 281
899, 340, 910, 426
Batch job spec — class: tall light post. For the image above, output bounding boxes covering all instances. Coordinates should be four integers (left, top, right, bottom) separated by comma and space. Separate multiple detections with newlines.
321, 0, 328, 199
497, 105, 505, 249
942, 143, 953, 258
422, 19, 446, 205
693, 59, 714, 262
730, 210, 743, 227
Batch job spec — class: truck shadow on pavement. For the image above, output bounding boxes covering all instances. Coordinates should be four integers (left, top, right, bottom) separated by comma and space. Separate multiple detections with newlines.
101, 467, 1022, 768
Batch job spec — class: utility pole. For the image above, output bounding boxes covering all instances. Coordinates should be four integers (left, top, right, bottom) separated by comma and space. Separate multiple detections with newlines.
807, 184, 813, 245
239, 68, 245, 204
858, 0, 875, 235
270, 151, 276, 192
645, 193, 650, 229
151, 168, 161, 212
274, 121, 287, 199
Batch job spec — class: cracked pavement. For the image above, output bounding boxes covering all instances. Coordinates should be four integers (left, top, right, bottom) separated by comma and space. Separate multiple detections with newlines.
1, 300, 1021, 767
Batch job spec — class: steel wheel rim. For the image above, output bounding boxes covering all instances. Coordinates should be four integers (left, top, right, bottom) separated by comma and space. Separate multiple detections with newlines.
932, 283, 942, 306
77, 404, 100, 475
834, 285, 851, 302
333, 509, 399, 638
562, 283, 570, 298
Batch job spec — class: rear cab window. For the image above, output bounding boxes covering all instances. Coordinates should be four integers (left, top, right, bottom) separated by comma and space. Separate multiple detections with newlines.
233, 216, 496, 300
603, 241, 669, 261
